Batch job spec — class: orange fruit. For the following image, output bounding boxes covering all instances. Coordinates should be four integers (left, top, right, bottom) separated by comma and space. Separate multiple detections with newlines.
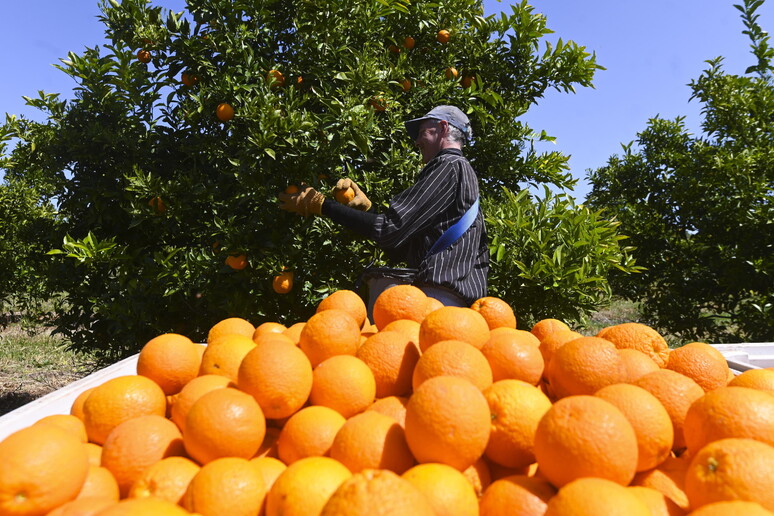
100, 414, 185, 497
299, 309, 361, 366
283, 322, 306, 344
544, 477, 651, 516
78, 464, 119, 501
356, 330, 420, 397
436, 29, 451, 44
255, 426, 281, 459
284, 184, 300, 194
461, 73, 476, 89
322, 469, 434, 516
272, 271, 294, 293
463, 457, 492, 497
403, 36, 416, 49
424, 296, 444, 316
266, 69, 286, 87
276, 406, 346, 464
445, 66, 459, 80
316, 289, 367, 329
530, 318, 571, 342
481, 330, 544, 385
216, 102, 235, 122
266, 456, 352, 516
128, 455, 200, 504
404, 376, 491, 471
412, 339, 493, 391
684, 438, 774, 511
84, 442, 103, 465
253, 321, 288, 338
400, 78, 412, 92
728, 368, 774, 392
329, 411, 415, 474
310, 355, 376, 418
70, 387, 95, 421
537, 329, 583, 368
631, 454, 691, 511
627, 486, 686, 516
596, 322, 670, 367
666, 342, 730, 391
136, 49, 151, 63
238, 338, 313, 419
183, 457, 267, 516
34, 414, 88, 443
534, 395, 639, 487
483, 379, 552, 469
46, 497, 116, 516
545, 336, 627, 398
683, 385, 774, 454
226, 253, 248, 270
148, 196, 167, 214
372, 285, 429, 330
207, 316, 255, 343
594, 383, 674, 471
470, 296, 517, 330
82, 375, 167, 445
419, 306, 490, 351
181, 71, 198, 86
0, 424, 90, 516
183, 387, 266, 464
250, 456, 286, 492
619, 348, 661, 382
366, 396, 409, 427
169, 374, 233, 433
334, 187, 355, 204
479, 474, 557, 516
198, 334, 256, 382
687, 500, 774, 515
401, 463, 479, 516
97, 497, 190, 515
380, 319, 420, 347
136, 333, 200, 395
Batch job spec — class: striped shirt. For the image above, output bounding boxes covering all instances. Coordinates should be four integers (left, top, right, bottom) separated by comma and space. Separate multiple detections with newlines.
322, 148, 489, 304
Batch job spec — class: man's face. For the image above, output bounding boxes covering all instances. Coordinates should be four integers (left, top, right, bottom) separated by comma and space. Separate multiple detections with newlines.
414, 119, 447, 163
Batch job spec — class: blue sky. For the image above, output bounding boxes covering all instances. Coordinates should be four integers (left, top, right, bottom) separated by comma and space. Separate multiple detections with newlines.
2, 1, 772, 200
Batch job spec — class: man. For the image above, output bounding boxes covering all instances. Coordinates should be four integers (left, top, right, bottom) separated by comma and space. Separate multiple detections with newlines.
278, 105, 489, 309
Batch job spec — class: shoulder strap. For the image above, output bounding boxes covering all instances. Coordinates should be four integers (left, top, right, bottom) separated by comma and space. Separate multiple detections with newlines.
425, 198, 480, 259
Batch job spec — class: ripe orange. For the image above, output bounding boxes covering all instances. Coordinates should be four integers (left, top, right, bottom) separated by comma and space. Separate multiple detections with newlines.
198, 334, 256, 382
266, 456, 352, 516
403, 36, 416, 49
400, 78, 412, 91
619, 348, 661, 382
537, 329, 583, 368
78, 465, 119, 500
334, 187, 356, 204
463, 457, 492, 498
266, 69, 286, 87
684, 438, 774, 511
283, 321, 306, 344
666, 342, 730, 391
183, 387, 266, 464
626, 486, 685, 516
181, 71, 199, 86
148, 195, 167, 214
381, 319, 420, 347
596, 322, 670, 367
216, 102, 235, 122
632, 369, 705, 452
424, 296, 444, 316
372, 285, 429, 330
461, 73, 476, 88
128, 456, 200, 504
728, 368, 774, 392
34, 414, 88, 443
136, 49, 151, 63
101, 414, 185, 497
545, 336, 627, 398
0, 424, 90, 516
170, 374, 233, 433
299, 309, 361, 366
682, 385, 774, 454
366, 396, 409, 427
84, 441, 103, 466
534, 395, 638, 487
686, 501, 774, 515
437, 29, 451, 44
46, 497, 116, 516
529, 318, 571, 342
445, 66, 459, 80
412, 339, 493, 391
310, 355, 376, 418
255, 426, 281, 459
330, 411, 415, 474
82, 375, 167, 444
369, 95, 388, 111
226, 253, 248, 270
183, 457, 267, 516
401, 463, 479, 516
388, 44, 401, 54
136, 333, 200, 395
631, 454, 691, 511
250, 456, 286, 493
272, 271, 294, 293
322, 468, 434, 516
70, 386, 95, 421
284, 184, 300, 194
404, 375, 491, 471
316, 289, 367, 329
276, 405, 346, 464
484, 379, 552, 469
471, 296, 517, 330
594, 383, 674, 472
208, 316, 255, 343
481, 330, 544, 385
544, 477, 651, 516
253, 321, 288, 339
419, 306, 490, 351
238, 338, 313, 419
97, 497, 190, 515
356, 330, 420, 397
479, 474, 557, 516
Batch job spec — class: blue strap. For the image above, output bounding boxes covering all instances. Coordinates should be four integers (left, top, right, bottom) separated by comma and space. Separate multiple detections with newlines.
425, 198, 480, 258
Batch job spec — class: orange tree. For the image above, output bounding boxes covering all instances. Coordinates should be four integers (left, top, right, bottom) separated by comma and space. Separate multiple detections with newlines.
0, 0, 634, 358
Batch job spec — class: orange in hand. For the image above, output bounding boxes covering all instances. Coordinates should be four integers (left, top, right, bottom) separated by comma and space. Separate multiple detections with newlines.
335, 187, 355, 204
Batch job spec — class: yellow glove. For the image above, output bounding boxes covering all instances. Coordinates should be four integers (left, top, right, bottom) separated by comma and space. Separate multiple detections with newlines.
334, 178, 372, 211
278, 185, 325, 216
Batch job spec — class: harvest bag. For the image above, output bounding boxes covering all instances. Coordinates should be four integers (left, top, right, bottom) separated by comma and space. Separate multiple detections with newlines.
362, 198, 480, 315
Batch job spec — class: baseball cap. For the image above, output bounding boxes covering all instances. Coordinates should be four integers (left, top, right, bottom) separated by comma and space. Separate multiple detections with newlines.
404, 105, 471, 142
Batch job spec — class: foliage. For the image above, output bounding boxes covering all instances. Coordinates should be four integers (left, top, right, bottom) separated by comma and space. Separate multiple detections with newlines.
0, 0, 627, 358
486, 187, 641, 329
586, 0, 774, 343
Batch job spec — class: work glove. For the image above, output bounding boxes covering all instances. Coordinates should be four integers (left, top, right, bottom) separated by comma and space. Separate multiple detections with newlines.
278, 185, 325, 217
334, 178, 372, 211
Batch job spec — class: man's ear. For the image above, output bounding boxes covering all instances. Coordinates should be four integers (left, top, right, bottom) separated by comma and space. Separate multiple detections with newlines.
438, 119, 449, 138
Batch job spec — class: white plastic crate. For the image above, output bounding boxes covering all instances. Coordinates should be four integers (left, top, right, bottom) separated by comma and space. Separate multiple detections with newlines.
711, 342, 774, 372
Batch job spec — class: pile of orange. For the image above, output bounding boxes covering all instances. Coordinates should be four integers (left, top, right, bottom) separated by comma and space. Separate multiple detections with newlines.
3, 285, 774, 515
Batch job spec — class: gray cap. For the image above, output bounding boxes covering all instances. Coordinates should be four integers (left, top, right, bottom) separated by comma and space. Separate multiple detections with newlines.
404, 105, 471, 142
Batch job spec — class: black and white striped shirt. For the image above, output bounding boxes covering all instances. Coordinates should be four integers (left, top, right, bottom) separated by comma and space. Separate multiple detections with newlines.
322, 148, 489, 304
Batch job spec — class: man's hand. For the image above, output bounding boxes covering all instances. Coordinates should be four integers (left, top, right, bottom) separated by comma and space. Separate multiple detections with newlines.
334, 178, 372, 211
278, 185, 325, 216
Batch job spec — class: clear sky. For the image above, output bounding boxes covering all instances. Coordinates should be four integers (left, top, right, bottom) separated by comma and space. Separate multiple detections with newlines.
2, 1, 772, 200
